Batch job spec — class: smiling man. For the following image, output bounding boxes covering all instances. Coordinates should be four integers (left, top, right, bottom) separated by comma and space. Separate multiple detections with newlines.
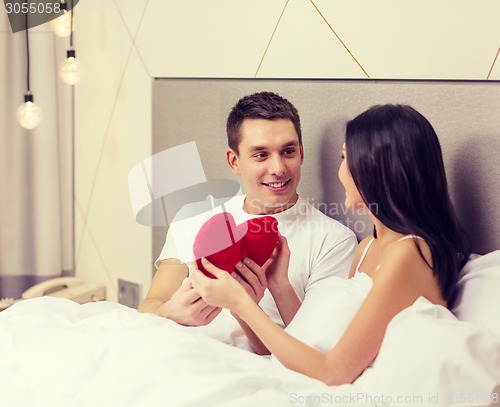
227, 116, 301, 214
139, 91, 357, 353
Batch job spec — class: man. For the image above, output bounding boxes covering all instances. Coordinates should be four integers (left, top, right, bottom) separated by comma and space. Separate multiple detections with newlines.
139, 91, 356, 353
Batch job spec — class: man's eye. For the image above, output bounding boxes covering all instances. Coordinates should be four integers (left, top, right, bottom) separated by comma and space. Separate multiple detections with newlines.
254, 153, 267, 159
283, 148, 295, 155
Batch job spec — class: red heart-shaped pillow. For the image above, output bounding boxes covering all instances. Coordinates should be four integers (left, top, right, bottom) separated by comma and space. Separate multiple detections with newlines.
193, 212, 278, 278
192, 212, 244, 275
237, 216, 279, 267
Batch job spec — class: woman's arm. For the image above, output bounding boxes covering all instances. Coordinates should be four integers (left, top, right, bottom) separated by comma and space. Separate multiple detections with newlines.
191, 261, 330, 379
192, 240, 436, 385
230, 234, 301, 353
321, 239, 438, 383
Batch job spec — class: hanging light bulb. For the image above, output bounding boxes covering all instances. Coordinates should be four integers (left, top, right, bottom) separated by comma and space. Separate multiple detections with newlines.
49, 2, 72, 37
16, 93, 42, 130
58, 0, 83, 85
59, 49, 84, 84
17, 8, 42, 130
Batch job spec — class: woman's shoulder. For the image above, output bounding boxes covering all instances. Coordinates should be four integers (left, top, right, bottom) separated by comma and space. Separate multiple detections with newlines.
355, 235, 375, 256
374, 235, 446, 306
390, 235, 432, 260
378, 235, 433, 280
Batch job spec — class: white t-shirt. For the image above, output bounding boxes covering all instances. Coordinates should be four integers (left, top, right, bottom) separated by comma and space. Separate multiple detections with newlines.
156, 194, 357, 350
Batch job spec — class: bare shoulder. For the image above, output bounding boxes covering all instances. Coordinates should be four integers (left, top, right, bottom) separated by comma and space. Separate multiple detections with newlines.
385, 237, 432, 271
358, 235, 375, 249
374, 237, 434, 289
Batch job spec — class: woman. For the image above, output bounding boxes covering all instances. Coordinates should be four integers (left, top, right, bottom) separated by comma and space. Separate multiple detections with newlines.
191, 104, 470, 385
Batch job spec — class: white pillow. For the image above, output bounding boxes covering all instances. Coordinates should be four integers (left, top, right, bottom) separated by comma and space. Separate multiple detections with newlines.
355, 297, 500, 406
272, 273, 372, 360
452, 250, 500, 337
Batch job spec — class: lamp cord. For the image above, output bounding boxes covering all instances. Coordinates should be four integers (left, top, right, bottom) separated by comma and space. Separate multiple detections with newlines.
69, 0, 73, 48
24, 0, 30, 92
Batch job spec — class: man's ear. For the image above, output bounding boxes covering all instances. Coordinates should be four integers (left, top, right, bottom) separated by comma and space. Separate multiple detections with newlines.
226, 148, 241, 175
299, 143, 304, 164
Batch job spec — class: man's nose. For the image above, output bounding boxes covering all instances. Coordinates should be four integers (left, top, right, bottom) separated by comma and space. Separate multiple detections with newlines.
269, 154, 286, 176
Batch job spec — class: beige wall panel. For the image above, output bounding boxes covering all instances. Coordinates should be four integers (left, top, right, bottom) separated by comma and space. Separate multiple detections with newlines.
115, 0, 149, 38
313, 0, 500, 79
256, 0, 368, 78
487, 49, 500, 80
136, 0, 289, 77
80, 50, 152, 300
75, 0, 134, 215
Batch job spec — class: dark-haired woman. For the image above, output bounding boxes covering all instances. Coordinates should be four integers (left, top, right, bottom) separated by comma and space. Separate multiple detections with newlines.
191, 104, 470, 385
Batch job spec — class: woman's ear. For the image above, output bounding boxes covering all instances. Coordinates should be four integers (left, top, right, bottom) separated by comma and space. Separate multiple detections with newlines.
226, 148, 241, 175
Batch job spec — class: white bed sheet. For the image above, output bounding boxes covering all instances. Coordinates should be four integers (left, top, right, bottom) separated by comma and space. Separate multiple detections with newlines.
0, 297, 498, 407
0, 298, 366, 407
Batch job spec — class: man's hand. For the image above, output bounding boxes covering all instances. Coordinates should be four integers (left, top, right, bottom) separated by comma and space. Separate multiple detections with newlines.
262, 234, 301, 327
138, 258, 221, 326
159, 279, 222, 326
190, 258, 271, 354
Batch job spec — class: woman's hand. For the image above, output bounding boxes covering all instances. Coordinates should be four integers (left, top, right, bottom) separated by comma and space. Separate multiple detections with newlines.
263, 233, 291, 292
190, 258, 251, 312
232, 257, 267, 304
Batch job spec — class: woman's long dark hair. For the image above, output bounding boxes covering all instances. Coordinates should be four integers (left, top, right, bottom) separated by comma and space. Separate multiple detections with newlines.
345, 104, 470, 306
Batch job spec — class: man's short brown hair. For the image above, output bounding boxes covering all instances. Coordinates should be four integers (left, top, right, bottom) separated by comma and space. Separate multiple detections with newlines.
226, 91, 302, 154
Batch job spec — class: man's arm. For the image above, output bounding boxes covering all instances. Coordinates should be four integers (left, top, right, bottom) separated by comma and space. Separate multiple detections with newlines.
138, 258, 187, 316
139, 258, 222, 326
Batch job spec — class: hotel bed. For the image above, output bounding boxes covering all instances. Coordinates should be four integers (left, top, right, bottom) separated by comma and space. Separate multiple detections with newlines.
0, 252, 499, 407
1, 79, 500, 406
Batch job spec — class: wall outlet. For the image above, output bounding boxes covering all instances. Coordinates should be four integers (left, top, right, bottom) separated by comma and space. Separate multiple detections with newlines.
118, 279, 142, 309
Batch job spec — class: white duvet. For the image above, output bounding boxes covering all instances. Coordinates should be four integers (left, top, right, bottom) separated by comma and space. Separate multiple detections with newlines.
0, 297, 499, 407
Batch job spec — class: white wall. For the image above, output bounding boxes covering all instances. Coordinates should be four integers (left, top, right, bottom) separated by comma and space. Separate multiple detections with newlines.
75, 0, 500, 302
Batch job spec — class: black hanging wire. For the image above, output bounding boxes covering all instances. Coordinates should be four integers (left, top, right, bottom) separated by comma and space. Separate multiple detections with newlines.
24, 0, 31, 97
24, 0, 30, 93
69, 0, 73, 48
65, 0, 75, 61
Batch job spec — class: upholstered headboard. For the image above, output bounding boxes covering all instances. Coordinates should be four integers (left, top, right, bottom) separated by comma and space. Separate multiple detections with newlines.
152, 78, 500, 259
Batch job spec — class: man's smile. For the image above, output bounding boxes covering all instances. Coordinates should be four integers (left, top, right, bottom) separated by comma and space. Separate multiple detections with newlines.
262, 179, 291, 192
